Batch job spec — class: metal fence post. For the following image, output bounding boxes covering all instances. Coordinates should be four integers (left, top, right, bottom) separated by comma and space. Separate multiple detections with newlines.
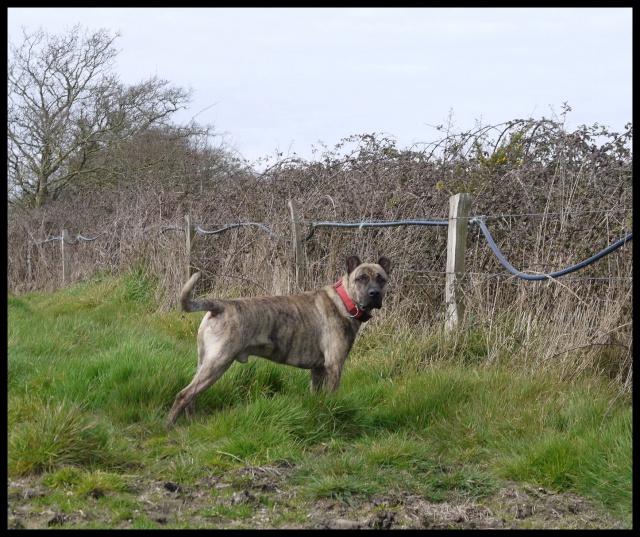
27, 243, 33, 286
185, 215, 196, 281
61, 229, 69, 285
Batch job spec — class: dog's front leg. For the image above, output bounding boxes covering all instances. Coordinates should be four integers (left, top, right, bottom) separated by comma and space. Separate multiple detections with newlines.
310, 362, 342, 393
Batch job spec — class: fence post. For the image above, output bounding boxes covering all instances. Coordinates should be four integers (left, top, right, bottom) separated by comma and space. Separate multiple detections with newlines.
288, 199, 303, 291
445, 193, 473, 331
61, 229, 69, 285
185, 215, 196, 281
27, 243, 32, 286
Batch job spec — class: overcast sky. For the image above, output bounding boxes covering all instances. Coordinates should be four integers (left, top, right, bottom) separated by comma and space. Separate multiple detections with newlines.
8, 7, 633, 167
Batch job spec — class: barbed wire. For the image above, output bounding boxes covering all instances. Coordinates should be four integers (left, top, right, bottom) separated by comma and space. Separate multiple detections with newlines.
34, 209, 632, 282
301, 219, 449, 242
471, 207, 632, 220
40, 232, 108, 245
399, 277, 633, 287
42, 205, 630, 245
395, 268, 632, 281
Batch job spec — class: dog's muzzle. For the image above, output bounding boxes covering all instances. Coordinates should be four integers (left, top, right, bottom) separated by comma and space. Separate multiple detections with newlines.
363, 287, 383, 310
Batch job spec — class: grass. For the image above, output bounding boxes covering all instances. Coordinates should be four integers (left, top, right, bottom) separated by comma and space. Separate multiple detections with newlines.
7, 270, 632, 528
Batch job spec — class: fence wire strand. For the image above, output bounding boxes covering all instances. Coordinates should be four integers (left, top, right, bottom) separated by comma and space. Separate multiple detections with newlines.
35, 209, 633, 283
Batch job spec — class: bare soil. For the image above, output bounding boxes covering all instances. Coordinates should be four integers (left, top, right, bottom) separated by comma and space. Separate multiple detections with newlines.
7, 465, 626, 529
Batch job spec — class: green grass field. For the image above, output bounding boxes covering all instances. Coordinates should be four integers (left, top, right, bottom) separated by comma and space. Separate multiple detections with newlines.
7, 270, 632, 528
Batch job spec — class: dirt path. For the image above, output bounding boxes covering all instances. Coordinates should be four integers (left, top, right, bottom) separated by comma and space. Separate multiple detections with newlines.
7, 466, 626, 529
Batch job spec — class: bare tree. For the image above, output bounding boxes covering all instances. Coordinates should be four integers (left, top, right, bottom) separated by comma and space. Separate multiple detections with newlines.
8, 24, 194, 209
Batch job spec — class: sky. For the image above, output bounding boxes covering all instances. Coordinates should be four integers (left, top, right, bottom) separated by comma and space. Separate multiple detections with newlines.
8, 7, 633, 167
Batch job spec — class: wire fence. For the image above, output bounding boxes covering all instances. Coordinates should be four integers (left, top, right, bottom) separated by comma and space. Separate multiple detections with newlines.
12, 195, 630, 343
38, 209, 633, 283
13, 196, 631, 387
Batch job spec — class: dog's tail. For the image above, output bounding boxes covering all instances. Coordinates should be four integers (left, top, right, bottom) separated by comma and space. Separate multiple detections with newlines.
180, 272, 226, 314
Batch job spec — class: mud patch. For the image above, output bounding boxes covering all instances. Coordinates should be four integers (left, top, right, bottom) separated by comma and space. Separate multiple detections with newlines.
7, 467, 626, 529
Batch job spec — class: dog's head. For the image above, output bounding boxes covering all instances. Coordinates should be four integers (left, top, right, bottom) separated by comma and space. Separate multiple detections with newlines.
345, 255, 391, 311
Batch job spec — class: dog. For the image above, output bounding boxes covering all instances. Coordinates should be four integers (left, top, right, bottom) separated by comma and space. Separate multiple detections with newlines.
166, 255, 391, 428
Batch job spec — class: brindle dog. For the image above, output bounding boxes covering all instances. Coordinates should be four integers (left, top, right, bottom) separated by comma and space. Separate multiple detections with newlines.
166, 256, 391, 428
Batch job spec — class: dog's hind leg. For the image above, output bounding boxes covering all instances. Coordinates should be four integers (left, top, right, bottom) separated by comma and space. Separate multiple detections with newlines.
184, 339, 208, 418
166, 344, 234, 429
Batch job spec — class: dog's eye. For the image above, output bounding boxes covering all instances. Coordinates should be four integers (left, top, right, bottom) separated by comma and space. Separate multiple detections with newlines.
376, 275, 387, 284
356, 274, 369, 283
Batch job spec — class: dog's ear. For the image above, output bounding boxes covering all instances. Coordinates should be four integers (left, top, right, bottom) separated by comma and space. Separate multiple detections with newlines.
378, 256, 391, 275
346, 256, 362, 274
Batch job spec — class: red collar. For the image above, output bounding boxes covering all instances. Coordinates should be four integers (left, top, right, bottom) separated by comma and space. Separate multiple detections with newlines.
334, 280, 372, 322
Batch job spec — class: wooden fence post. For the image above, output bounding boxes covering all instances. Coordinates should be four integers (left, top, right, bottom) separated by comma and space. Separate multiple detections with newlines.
61, 229, 69, 285
445, 193, 473, 331
185, 215, 196, 281
288, 199, 303, 292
